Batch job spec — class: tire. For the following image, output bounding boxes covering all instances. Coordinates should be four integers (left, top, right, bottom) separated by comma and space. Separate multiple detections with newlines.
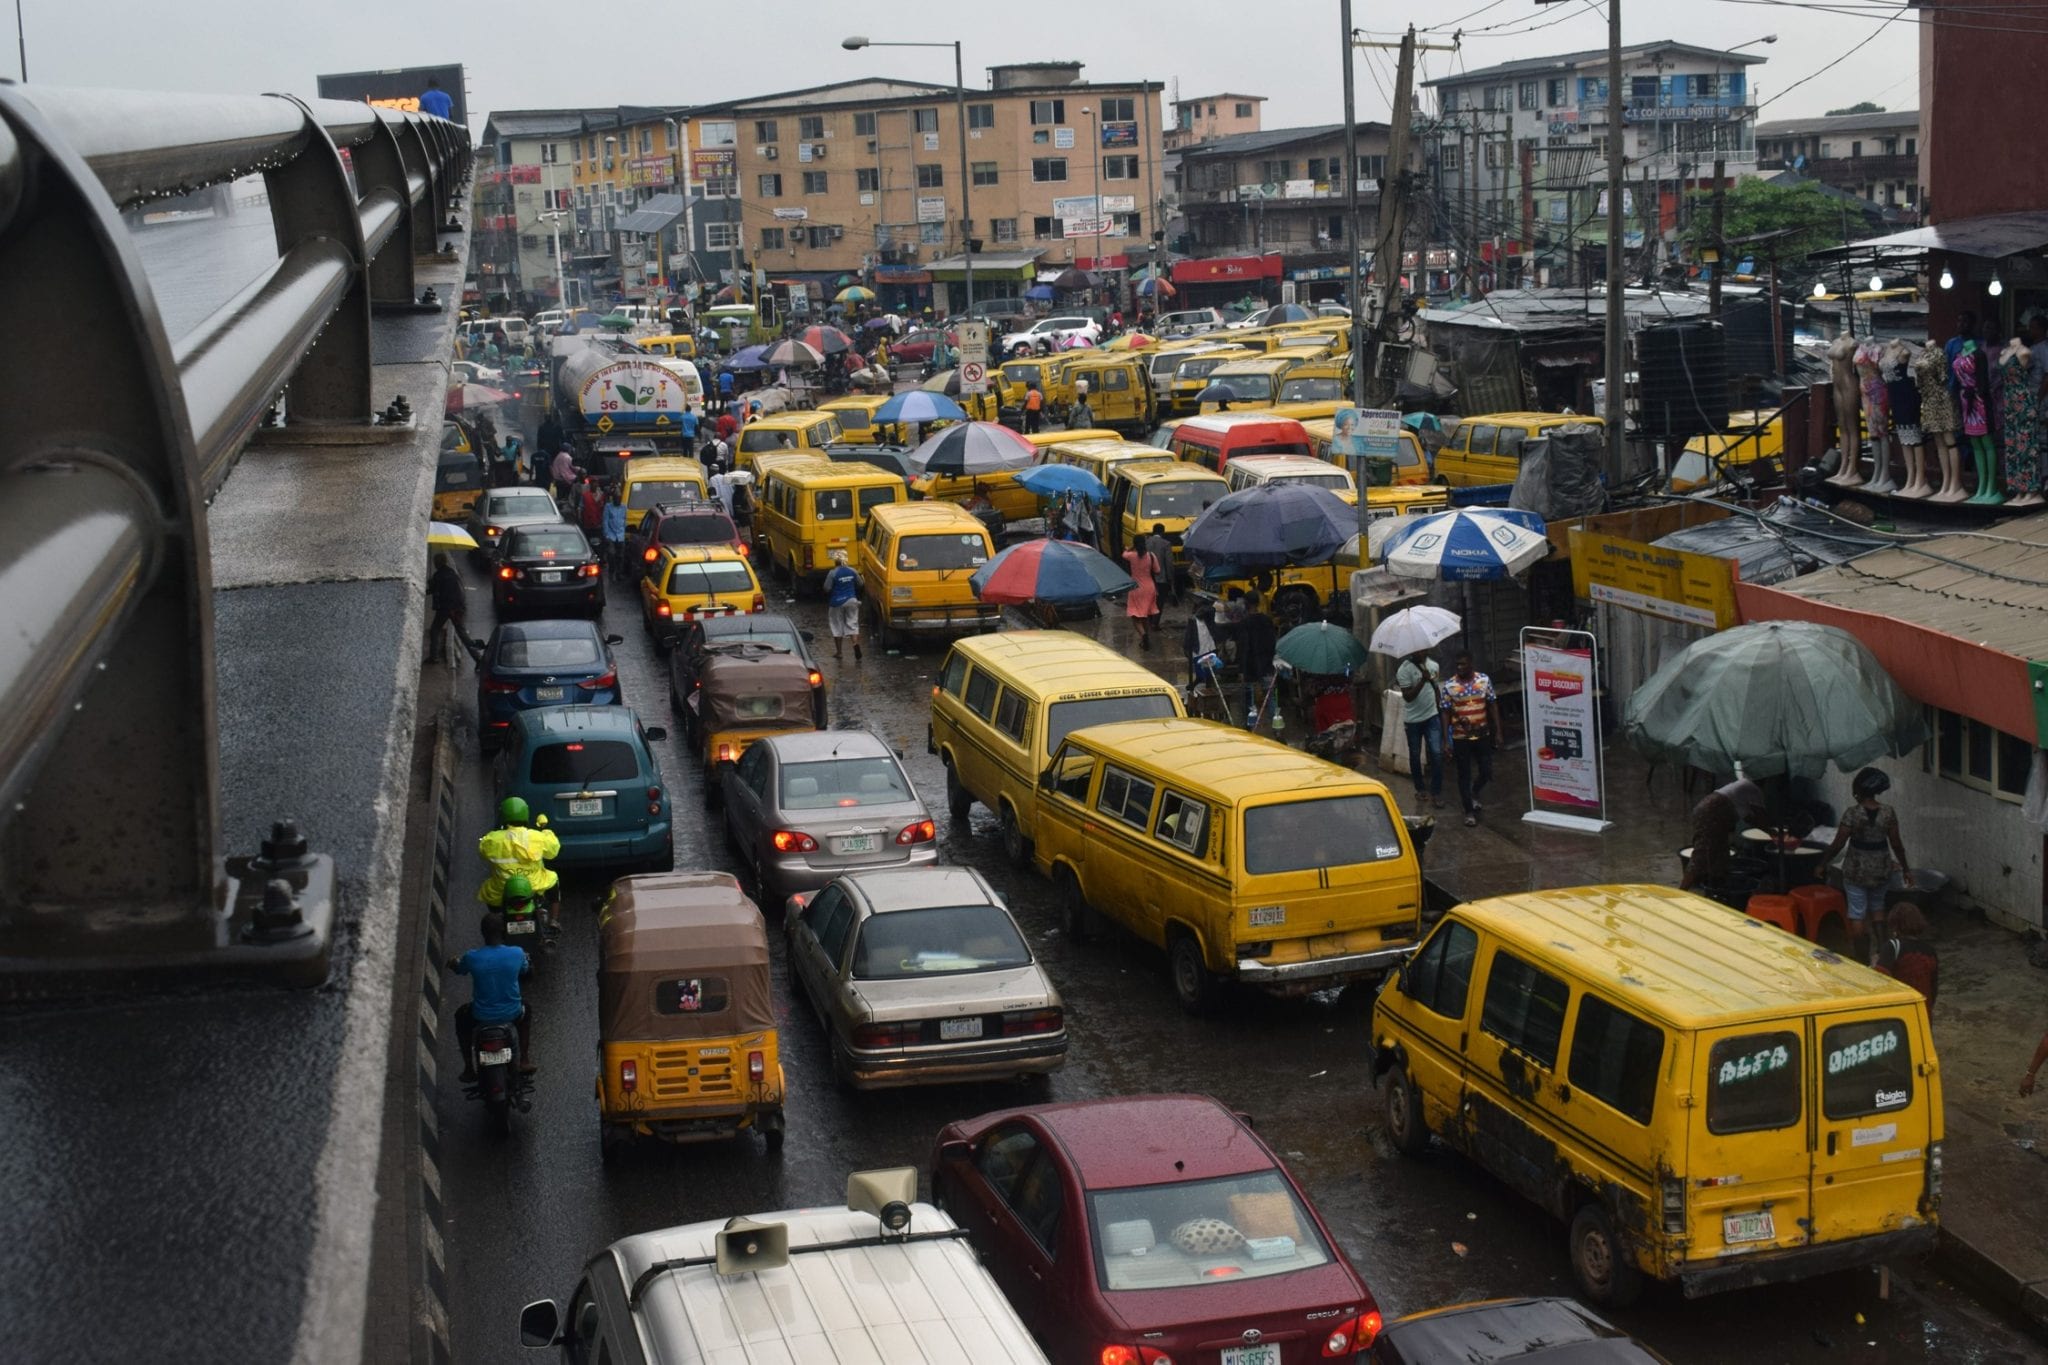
490, 1097, 514, 1138
1382, 1063, 1430, 1156
829, 1037, 858, 1093
1169, 929, 1222, 1015
999, 804, 1029, 867
944, 761, 973, 820
599, 1123, 627, 1167
649, 833, 675, 873
1569, 1202, 1645, 1307
1056, 866, 1093, 943
761, 1110, 786, 1155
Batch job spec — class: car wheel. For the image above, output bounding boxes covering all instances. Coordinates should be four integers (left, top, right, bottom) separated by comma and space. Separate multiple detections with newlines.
1569, 1202, 1645, 1307
1056, 866, 1093, 943
1382, 1063, 1430, 1156
944, 762, 973, 820
829, 1037, 858, 1093
649, 833, 675, 873
999, 805, 1029, 867
1169, 928, 1222, 1015
703, 769, 722, 809
761, 1110, 786, 1155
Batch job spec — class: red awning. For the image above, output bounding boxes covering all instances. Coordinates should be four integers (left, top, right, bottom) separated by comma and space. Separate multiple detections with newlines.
1075, 254, 1130, 271
1171, 254, 1285, 284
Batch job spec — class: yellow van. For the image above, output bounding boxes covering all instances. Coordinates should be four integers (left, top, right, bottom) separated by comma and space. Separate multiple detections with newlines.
1038, 436, 1174, 492
1033, 717, 1425, 1012
1224, 452, 1357, 505
855, 502, 1000, 650
1168, 347, 1259, 415
1196, 355, 1308, 414
1434, 412, 1604, 487
928, 632, 1185, 866
637, 333, 699, 360
994, 354, 1075, 416
618, 456, 711, 531
1275, 363, 1347, 405
1372, 884, 1941, 1306
735, 411, 845, 475
816, 394, 892, 446
756, 457, 906, 590
1673, 410, 1786, 493
1301, 418, 1435, 487
1144, 338, 1230, 405
1060, 354, 1156, 435
1103, 461, 1226, 565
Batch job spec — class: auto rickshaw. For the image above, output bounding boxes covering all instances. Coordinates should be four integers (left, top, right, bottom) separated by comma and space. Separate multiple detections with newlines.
595, 871, 785, 1163
692, 650, 821, 805
435, 421, 485, 521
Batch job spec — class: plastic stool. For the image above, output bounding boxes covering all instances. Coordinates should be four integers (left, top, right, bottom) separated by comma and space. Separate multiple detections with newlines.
1790, 884, 1846, 942
1745, 893, 1800, 935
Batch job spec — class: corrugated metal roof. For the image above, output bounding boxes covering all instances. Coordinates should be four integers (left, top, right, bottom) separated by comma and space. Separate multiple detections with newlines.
1175, 123, 1350, 159
616, 193, 687, 233
1816, 209, 2048, 261
1756, 110, 1921, 139
1771, 513, 2048, 660
1420, 39, 1766, 88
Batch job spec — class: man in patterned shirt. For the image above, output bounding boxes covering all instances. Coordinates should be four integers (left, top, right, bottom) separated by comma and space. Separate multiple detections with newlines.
1440, 652, 1503, 827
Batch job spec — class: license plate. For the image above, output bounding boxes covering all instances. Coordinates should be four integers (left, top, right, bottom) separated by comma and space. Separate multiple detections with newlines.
939, 1017, 983, 1041
1249, 904, 1285, 927
539, 570, 564, 583
1222, 1346, 1280, 1365
534, 686, 564, 701
504, 918, 537, 936
478, 1047, 513, 1066
1723, 1210, 1775, 1244
833, 833, 880, 854
568, 797, 603, 816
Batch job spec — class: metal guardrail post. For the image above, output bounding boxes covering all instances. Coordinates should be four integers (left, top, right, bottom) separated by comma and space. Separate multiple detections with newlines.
262, 95, 373, 428
352, 110, 420, 309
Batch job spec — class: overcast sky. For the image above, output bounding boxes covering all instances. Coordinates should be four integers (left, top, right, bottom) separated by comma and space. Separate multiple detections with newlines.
13, 0, 1923, 128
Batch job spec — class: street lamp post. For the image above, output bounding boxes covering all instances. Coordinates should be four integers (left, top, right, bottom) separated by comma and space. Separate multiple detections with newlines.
1081, 106, 1103, 296
844, 34, 974, 316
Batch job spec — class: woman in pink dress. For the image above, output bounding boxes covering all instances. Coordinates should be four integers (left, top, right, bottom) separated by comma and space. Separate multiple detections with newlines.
1123, 543, 1161, 650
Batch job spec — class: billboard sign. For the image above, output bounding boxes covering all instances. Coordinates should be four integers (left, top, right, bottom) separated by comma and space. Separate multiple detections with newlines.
317, 63, 467, 125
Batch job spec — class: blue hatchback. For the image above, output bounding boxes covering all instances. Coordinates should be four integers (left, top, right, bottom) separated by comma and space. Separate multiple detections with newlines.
494, 706, 674, 872
476, 620, 626, 750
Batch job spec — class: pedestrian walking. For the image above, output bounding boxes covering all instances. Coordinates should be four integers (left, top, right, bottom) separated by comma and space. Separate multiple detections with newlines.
1678, 778, 1767, 903
822, 549, 862, 661
1239, 592, 1277, 726
417, 77, 454, 121
678, 404, 700, 449
1441, 652, 1502, 826
1822, 767, 1914, 961
1070, 381, 1095, 431
1182, 601, 1223, 698
601, 493, 628, 579
1395, 649, 1444, 810
1122, 540, 1162, 650
1874, 902, 1939, 1006
425, 552, 480, 665
1142, 523, 1178, 606
1023, 384, 1044, 434
550, 447, 580, 503
708, 467, 735, 518
715, 409, 738, 446
577, 477, 606, 538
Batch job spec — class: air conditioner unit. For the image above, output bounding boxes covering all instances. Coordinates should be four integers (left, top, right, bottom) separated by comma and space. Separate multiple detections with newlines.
809, 143, 827, 159
865, 139, 878, 154
757, 145, 775, 158
829, 226, 844, 240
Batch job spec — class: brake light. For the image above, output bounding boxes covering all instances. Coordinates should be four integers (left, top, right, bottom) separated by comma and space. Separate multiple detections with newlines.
656, 602, 672, 617
644, 546, 658, 562
850, 1021, 920, 1048
580, 562, 601, 577
771, 830, 819, 853
540, 548, 557, 558
579, 671, 618, 691
565, 742, 584, 751
647, 786, 663, 802
1001, 1007, 1063, 1036
497, 565, 515, 579
748, 1050, 765, 1081
736, 542, 750, 556
801, 545, 814, 569
486, 526, 502, 537
1321, 1311, 1382, 1356
1101, 1348, 1174, 1365
895, 818, 936, 845
806, 669, 823, 687
716, 743, 735, 762
752, 593, 765, 612
619, 1059, 637, 1093
483, 678, 522, 692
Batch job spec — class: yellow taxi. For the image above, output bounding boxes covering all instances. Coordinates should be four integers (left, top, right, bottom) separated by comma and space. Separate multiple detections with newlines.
617, 456, 711, 531
1059, 353, 1156, 435
1103, 460, 1226, 567
1167, 346, 1259, 415
638, 545, 765, 650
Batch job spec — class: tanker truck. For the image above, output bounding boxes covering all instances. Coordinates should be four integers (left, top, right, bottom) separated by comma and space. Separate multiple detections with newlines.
549, 337, 704, 469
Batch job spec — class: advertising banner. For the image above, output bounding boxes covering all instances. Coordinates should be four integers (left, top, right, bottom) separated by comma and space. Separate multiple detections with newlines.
317, 63, 467, 125
1568, 529, 1738, 628
1102, 120, 1138, 148
1333, 407, 1402, 487
916, 195, 948, 224
691, 149, 736, 182
1519, 628, 1610, 832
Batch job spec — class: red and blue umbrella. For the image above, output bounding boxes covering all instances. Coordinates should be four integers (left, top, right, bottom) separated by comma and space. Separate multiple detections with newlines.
970, 539, 1134, 606
797, 323, 856, 355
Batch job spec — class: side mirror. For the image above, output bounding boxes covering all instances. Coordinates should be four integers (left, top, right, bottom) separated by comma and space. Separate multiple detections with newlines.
1038, 765, 1057, 792
517, 1299, 561, 1348
604, 633, 625, 645
643, 726, 668, 743
938, 1138, 972, 1164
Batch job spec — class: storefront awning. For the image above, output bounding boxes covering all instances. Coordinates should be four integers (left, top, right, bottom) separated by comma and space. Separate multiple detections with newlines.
926, 252, 1042, 281
616, 193, 688, 234
1815, 210, 2048, 261
1171, 253, 1285, 285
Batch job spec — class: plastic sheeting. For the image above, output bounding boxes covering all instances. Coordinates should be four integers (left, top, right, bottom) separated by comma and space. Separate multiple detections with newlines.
1510, 425, 1609, 521
1651, 498, 1892, 587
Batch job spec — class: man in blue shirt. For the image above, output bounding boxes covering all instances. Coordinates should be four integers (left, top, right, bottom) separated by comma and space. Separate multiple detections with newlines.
678, 404, 700, 446
823, 548, 862, 660
417, 78, 453, 121
448, 912, 534, 1076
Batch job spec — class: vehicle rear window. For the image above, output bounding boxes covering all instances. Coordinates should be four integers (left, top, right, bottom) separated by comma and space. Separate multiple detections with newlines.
654, 976, 730, 1015
628, 480, 699, 510
1242, 794, 1401, 874
1002, 362, 1038, 383
507, 527, 588, 557
1177, 358, 1228, 379
1276, 471, 1351, 491
849, 905, 1031, 979
1088, 1170, 1331, 1291
1280, 377, 1343, 402
490, 492, 555, 518
1568, 994, 1666, 1125
498, 636, 601, 669
1233, 441, 1313, 458
1822, 1018, 1914, 1119
837, 410, 872, 432
1707, 1032, 1803, 1134
1139, 481, 1222, 520
529, 740, 640, 784
814, 489, 854, 520
779, 757, 912, 809
1044, 692, 1180, 753
663, 562, 755, 597
657, 512, 737, 546
1216, 376, 1275, 403
857, 486, 897, 519
896, 533, 988, 571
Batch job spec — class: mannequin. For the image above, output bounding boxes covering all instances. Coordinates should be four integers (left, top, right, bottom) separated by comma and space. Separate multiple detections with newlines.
1952, 336, 2000, 504
1825, 333, 1864, 485
1914, 337, 1966, 501
1883, 339, 1930, 497
1855, 338, 1895, 492
1999, 335, 2044, 507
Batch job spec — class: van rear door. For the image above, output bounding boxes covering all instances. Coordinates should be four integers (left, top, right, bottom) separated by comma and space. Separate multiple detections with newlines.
1687, 1025, 1815, 1260
1807, 1007, 1936, 1243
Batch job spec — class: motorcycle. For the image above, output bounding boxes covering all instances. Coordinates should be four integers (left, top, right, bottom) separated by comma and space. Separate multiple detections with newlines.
495, 892, 560, 964
463, 1019, 534, 1136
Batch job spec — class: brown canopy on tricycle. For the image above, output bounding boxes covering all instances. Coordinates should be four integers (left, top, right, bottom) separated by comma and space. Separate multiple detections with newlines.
598, 872, 774, 1039
696, 653, 819, 732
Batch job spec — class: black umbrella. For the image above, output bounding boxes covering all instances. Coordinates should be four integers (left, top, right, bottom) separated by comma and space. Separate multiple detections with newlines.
1051, 267, 1091, 290
1183, 484, 1356, 567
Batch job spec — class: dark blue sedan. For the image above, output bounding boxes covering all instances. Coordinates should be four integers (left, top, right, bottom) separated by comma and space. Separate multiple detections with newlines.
477, 620, 626, 750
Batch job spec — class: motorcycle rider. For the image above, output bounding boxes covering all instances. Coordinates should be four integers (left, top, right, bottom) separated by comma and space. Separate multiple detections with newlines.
479, 796, 561, 929
447, 912, 536, 1077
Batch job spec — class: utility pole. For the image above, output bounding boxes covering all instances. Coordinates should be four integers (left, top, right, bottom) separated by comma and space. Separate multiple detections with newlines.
1464, 122, 1478, 297
1341, 0, 1365, 408
1707, 155, 1726, 318
1605, 0, 1626, 474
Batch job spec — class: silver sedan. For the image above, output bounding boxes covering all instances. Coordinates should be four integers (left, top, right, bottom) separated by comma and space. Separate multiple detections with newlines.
721, 730, 938, 901
784, 867, 1067, 1091
465, 487, 563, 562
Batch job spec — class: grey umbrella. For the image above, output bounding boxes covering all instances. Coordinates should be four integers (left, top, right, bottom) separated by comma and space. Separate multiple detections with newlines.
1622, 620, 1927, 780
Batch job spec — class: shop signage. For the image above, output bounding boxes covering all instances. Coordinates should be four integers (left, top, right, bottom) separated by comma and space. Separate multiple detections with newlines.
1569, 529, 1738, 629
1623, 104, 1735, 123
690, 149, 736, 181
1102, 120, 1138, 148
1170, 255, 1284, 283
1054, 127, 1075, 149
1331, 407, 1402, 486
772, 207, 809, 221
1284, 179, 1316, 199
1520, 628, 1608, 830
916, 195, 947, 224
1053, 195, 1097, 221
1101, 194, 1136, 213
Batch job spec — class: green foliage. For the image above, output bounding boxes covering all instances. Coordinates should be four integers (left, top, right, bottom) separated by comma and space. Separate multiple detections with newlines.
1681, 179, 1850, 262
1825, 101, 1886, 116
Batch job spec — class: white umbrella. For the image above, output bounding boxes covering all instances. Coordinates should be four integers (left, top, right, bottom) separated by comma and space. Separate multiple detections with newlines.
1369, 605, 1464, 657
1382, 509, 1550, 582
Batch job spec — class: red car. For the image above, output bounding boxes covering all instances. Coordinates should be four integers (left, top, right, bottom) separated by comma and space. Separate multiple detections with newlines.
889, 328, 956, 365
932, 1094, 1381, 1365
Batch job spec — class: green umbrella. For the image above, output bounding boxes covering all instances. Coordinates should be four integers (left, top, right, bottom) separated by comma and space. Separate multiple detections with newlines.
1623, 620, 1927, 780
1275, 621, 1370, 676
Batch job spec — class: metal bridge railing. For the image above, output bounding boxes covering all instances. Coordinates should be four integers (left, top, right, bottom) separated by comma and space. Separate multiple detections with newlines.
0, 85, 470, 988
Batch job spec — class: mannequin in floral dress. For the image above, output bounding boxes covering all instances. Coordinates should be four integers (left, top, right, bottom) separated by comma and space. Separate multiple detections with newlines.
1826, 333, 1864, 485
1952, 337, 2001, 504
1913, 340, 1965, 501
1883, 339, 1930, 497
1999, 336, 2044, 507
1854, 338, 1896, 492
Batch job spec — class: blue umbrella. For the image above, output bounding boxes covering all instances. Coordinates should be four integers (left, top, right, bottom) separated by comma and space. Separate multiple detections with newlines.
1025, 283, 1056, 301
970, 538, 1134, 605
875, 390, 968, 424
1016, 463, 1108, 503
726, 343, 771, 371
1379, 509, 1550, 582
1183, 483, 1355, 568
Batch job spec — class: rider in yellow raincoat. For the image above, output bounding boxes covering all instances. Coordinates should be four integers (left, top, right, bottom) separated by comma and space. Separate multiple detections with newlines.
479, 796, 561, 925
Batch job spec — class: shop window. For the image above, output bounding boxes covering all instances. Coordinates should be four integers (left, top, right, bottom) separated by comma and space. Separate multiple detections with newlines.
1929, 704, 2033, 802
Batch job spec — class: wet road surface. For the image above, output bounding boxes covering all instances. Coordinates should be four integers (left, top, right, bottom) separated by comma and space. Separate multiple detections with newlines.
431, 552, 2040, 1365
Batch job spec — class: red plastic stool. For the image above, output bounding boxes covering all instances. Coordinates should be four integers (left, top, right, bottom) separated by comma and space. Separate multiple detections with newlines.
1790, 884, 1846, 943
1745, 893, 1800, 935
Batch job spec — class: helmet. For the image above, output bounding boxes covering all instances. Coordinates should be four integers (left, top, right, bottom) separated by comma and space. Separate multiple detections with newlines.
1852, 767, 1891, 800
502, 873, 535, 905
498, 796, 530, 825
